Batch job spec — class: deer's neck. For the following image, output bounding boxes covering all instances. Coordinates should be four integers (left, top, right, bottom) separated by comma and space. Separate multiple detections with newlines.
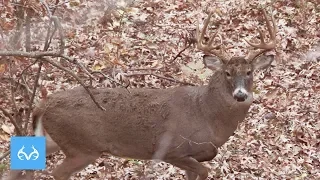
199, 71, 252, 146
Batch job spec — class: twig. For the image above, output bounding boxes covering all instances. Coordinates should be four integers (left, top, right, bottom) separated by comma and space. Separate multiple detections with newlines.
0, 150, 10, 161
41, 57, 106, 111
0, 52, 87, 78
25, 10, 31, 52
10, 1, 24, 50
8, 62, 23, 133
61, 55, 95, 79
169, 43, 192, 63
51, 0, 60, 15
0, 51, 92, 78
43, 19, 53, 51
0, 107, 22, 136
0, 50, 65, 58
127, 67, 162, 71
126, 73, 195, 86
1, 77, 33, 95
40, 0, 52, 17
20, 74, 32, 96
0, 24, 5, 42
17, 59, 39, 86
23, 62, 42, 134
50, 1, 71, 11
177, 135, 218, 151
169, 29, 197, 63
0, 51, 106, 110
1, 14, 103, 116
51, 16, 65, 54
91, 71, 129, 90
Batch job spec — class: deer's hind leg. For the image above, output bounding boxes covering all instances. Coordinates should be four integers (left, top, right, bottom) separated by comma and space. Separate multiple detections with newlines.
4, 170, 33, 180
4, 132, 61, 180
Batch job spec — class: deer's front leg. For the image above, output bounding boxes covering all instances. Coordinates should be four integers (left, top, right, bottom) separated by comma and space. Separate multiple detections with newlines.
184, 146, 218, 180
165, 156, 208, 180
185, 170, 198, 180
174, 138, 218, 179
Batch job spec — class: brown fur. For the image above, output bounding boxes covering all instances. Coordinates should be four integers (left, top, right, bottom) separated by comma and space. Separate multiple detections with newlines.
5, 55, 274, 180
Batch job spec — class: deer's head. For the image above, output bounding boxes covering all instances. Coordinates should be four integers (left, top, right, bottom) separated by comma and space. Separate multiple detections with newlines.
197, 9, 277, 102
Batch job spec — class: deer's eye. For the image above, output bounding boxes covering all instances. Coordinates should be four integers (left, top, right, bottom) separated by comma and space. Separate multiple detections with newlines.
225, 71, 231, 77
246, 71, 252, 76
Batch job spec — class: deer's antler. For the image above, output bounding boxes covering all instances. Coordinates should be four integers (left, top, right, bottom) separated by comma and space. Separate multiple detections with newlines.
196, 12, 229, 63
245, 9, 277, 62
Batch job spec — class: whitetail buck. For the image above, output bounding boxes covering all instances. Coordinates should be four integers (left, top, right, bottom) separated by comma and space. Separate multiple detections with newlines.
6, 9, 276, 180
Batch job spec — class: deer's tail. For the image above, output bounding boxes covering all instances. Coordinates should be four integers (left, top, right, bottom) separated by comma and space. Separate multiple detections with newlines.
32, 105, 45, 137
32, 106, 61, 155
33, 114, 44, 137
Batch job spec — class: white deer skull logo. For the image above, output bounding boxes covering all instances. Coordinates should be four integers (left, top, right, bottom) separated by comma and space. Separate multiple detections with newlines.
17, 145, 40, 160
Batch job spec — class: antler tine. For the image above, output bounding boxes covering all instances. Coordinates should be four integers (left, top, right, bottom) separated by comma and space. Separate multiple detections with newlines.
197, 12, 228, 63
245, 9, 277, 61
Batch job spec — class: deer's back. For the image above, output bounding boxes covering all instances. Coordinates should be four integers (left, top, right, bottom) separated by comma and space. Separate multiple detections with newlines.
35, 86, 187, 159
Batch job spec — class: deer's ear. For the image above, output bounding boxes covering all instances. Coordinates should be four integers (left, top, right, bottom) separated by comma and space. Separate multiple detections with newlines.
203, 55, 223, 71
252, 55, 274, 70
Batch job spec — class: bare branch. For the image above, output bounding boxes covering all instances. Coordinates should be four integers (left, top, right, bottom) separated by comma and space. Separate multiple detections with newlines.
0, 51, 106, 111
40, 0, 53, 17
62, 55, 95, 79
127, 67, 162, 71
0, 107, 22, 136
40, 58, 106, 111
23, 62, 43, 133
0, 51, 63, 58
51, 16, 65, 54
1, 77, 33, 95
8, 62, 23, 134
9, 1, 25, 50
169, 43, 192, 63
17, 59, 39, 85
25, 10, 31, 52
43, 20, 53, 51
0, 150, 10, 161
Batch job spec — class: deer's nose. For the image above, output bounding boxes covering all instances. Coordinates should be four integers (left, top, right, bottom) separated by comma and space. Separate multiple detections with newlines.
233, 88, 248, 102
